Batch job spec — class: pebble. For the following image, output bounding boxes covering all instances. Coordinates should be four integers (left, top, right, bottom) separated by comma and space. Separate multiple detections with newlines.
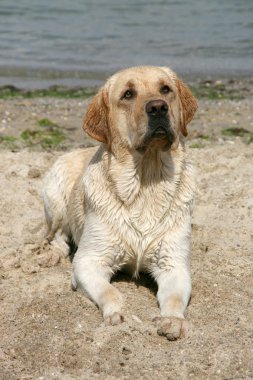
132, 314, 143, 324
28, 168, 41, 178
122, 347, 132, 355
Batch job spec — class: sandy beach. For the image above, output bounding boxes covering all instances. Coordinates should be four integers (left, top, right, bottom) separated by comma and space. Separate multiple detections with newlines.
0, 79, 253, 379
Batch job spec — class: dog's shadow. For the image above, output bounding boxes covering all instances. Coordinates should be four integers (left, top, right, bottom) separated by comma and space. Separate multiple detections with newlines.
112, 271, 158, 296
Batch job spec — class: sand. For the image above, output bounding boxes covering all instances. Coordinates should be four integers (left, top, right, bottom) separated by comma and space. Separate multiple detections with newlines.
0, 92, 253, 379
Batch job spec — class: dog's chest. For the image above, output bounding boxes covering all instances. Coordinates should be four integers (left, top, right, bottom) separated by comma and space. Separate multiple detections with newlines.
85, 167, 180, 254
127, 181, 175, 235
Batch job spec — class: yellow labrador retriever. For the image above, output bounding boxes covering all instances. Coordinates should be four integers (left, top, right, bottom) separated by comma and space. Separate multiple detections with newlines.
43, 66, 197, 340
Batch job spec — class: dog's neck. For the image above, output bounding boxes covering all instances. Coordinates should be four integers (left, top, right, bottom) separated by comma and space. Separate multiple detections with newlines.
102, 142, 186, 206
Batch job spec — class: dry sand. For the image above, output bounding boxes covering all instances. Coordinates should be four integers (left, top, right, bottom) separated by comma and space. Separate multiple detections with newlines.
0, 91, 253, 379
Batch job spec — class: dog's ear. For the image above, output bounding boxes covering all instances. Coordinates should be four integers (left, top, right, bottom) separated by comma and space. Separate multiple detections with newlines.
176, 78, 197, 137
83, 88, 111, 145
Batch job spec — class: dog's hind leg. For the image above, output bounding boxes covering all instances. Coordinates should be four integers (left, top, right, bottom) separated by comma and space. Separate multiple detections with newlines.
42, 190, 70, 257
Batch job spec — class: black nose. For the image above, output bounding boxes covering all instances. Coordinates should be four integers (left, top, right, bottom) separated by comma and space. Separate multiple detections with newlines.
145, 99, 168, 116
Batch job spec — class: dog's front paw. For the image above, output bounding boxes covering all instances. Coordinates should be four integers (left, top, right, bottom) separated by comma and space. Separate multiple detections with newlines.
154, 316, 188, 341
104, 312, 124, 326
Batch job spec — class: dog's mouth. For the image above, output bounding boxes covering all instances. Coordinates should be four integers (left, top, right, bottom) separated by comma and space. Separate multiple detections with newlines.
152, 126, 168, 137
136, 122, 175, 154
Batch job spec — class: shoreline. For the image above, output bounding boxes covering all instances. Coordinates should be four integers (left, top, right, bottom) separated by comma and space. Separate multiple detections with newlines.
0, 65, 253, 91
1, 76, 253, 100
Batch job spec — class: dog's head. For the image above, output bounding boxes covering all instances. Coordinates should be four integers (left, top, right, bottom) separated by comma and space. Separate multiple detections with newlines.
83, 66, 197, 153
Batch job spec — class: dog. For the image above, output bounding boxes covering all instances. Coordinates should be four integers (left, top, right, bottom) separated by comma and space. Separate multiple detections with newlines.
42, 66, 197, 340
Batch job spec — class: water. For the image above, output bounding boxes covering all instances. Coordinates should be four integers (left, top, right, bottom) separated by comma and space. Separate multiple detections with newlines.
0, 0, 253, 87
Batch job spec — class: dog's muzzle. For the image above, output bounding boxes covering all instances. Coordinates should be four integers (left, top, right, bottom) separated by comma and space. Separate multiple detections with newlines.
137, 99, 175, 153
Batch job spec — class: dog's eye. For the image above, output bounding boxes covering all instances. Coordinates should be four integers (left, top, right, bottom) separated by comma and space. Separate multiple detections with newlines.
160, 85, 171, 94
122, 89, 135, 99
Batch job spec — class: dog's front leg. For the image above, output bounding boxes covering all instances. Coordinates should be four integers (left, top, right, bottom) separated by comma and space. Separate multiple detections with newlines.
72, 252, 124, 325
154, 265, 191, 340
151, 223, 192, 340
72, 212, 124, 326
72, 255, 124, 325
